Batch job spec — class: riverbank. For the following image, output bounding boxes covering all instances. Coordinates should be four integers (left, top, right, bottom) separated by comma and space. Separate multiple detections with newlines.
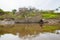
0, 18, 60, 25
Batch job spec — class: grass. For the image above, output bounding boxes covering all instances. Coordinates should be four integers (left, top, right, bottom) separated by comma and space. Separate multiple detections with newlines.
0, 12, 60, 19
0, 23, 60, 36
42, 13, 59, 19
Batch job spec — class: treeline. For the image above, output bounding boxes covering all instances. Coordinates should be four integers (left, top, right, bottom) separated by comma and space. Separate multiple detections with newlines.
0, 7, 60, 20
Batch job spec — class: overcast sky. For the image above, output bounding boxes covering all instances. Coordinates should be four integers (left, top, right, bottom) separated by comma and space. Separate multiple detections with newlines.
0, 0, 60, 11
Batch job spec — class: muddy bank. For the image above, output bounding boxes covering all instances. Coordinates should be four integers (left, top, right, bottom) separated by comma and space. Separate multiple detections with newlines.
0, 19, 60, 25
44, 19, 60, 24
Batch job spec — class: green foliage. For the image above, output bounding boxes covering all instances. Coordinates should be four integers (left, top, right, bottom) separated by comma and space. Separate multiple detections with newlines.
42, 13, 58, 19
12, 9, 17, 14
0, 9, 4, 12
0, 8, 60, 20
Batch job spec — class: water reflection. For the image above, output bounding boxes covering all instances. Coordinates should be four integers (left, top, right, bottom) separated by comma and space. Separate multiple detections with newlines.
32, 33, 60, 40
0, 30, 60, 40
55, 30, 60, 34
0, 34, 22, 40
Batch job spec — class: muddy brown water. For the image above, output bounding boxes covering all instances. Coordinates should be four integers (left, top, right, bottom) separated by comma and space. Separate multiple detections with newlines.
0, 23, 60, 40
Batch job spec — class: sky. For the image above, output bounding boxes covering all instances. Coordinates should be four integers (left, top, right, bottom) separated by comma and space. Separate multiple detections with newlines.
0, 0, 60, 11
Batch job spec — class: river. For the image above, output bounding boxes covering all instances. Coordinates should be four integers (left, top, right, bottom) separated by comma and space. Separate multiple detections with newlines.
0, 30, 60, 40
0, 23, 60, 40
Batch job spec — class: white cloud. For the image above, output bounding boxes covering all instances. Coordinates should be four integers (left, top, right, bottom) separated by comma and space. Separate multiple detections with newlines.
0, 0, 19, 11
0, 0, 60, 11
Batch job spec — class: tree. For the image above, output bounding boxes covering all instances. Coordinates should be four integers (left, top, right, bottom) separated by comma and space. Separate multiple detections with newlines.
12, 9, 17, 14
0, 9, 4, 15
0, 9, 4, 12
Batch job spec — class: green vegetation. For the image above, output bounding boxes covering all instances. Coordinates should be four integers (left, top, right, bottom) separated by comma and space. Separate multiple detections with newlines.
0, 7, 60, 36
42, 13, 59, 19
0, 7, 60, 20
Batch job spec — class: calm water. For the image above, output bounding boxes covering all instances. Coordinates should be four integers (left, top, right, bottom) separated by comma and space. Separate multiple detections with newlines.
0, 30, 60, 40
0, 23, 60, 40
